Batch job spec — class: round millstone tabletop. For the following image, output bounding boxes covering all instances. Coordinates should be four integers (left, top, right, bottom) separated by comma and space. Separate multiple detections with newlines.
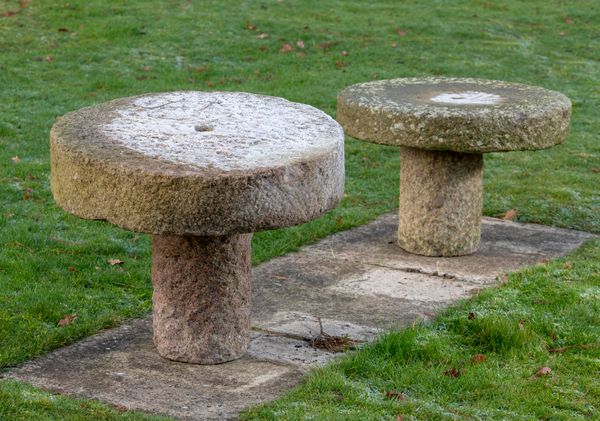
50, 91, 345, 236
337, 77, 571, 153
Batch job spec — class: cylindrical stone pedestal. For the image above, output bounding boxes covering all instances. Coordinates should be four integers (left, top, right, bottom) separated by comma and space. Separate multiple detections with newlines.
398, 146, 483, 257
151, 233, 252, 364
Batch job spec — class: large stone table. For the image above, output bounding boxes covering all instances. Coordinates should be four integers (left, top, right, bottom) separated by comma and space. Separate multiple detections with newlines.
50, 91, 344, 364
337, 77, 571, 256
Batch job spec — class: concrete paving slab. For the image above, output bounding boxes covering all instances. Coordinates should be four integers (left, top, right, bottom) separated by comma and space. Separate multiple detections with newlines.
5, 213, 596, 420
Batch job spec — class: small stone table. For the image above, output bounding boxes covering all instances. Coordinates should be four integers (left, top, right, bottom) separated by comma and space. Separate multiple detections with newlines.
50, 91, 344, 364
337, 77, 571, 256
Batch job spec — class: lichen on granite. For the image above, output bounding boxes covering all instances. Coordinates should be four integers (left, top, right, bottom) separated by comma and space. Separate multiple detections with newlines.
337, 77, 571, 153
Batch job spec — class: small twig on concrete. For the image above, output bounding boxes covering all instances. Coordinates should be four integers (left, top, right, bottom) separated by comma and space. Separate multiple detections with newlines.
309, 316, 364, 353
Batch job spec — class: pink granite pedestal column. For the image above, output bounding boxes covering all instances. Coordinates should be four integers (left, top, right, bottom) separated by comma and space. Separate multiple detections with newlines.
151, 233, 252, 364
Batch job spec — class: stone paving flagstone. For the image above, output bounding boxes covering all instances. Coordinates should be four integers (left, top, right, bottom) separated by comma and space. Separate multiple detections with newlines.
5, 213, 596, 420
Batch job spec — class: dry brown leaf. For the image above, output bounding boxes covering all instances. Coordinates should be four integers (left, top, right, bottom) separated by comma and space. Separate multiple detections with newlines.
11, 156, 21, 163
396, 28, 407, 36
534, 366, 552, 377
385, 390, 406, 400
279, 43, 293, 53
246, 22, 257, 31
45, 55, 54, 63
58, 314, 77, 326
444, 367, 462, 378
501, 208, 518, 221
108, 259, 124, 266
296, 40, 305, 49
256, 33, 269, 39
471, 354, 487, 364
341, 50, 348, 56
391, 42, 398, 48
563, 16, 573, 24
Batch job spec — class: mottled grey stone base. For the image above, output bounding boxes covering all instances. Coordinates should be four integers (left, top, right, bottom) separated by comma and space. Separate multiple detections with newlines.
152, 234, 252, 364
5, 214, 595, 420
398, 146, 483, 256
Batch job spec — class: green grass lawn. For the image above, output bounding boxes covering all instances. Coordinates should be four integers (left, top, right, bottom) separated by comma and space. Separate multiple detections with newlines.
0, 0, 598, 419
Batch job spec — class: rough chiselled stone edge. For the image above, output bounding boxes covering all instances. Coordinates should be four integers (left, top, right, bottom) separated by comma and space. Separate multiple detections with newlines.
337, 77, 571, 153
50, 94, 345, 236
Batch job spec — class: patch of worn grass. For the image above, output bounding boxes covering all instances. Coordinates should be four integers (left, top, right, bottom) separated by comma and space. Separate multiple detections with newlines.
244, 240, 600, 420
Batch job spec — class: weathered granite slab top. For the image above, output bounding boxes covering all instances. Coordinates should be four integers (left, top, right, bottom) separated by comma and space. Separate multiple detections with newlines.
337, 77, 571, 152
50, 92, 345, 236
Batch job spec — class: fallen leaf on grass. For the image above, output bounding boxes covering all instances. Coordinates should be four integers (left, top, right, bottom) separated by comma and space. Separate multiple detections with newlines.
563, 16, 573, 24
11, 156, 21, 163
391, 42, 398, 48
317, 41, 339, 52
468, 312, 477, 320
58, 314, 77, 326
296, 40, 305, 49
68, 266, 78, 272
534, 366, 552, 377
444, 367, 462, 378
471, 354, 487, 364
335, 59, 346, 69
2, 0, 31, 17
108, 259, 124, 266
340, 50, 348, 56
279, 43, 293, 53
385, 390, 406, 400
246, 21, 257, 31
591, 167, 600, 173
58, 27, 69, 32
501, 208, 518, 221
396, 28, 407, 36
45, 55, 54, 63
256, 33, 269, 39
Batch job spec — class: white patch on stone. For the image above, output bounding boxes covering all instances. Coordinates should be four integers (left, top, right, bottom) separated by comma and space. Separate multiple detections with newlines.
430, 91, 503, 105
101, 92, 343, 171
330, 268, 480, 302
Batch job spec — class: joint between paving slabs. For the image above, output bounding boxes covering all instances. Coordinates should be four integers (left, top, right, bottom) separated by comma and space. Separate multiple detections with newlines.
359, 260, 479, 283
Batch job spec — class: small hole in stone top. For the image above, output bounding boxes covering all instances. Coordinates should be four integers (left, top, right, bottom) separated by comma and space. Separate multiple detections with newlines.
194, 124, 213, 132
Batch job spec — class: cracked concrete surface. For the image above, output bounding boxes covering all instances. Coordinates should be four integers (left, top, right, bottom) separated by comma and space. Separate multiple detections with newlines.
5, 213, 596, 420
